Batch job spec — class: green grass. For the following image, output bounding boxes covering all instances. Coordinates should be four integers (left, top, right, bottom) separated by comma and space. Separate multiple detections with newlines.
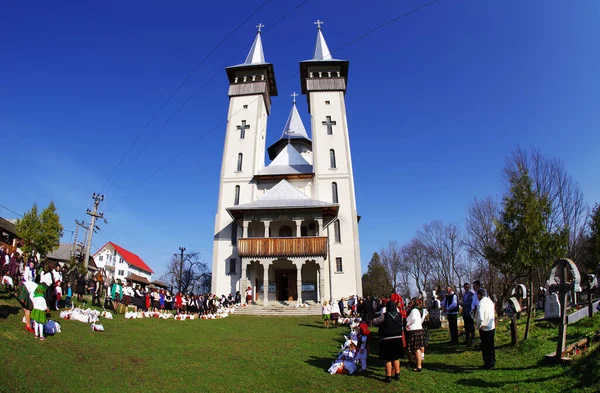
0, 289, 596, 393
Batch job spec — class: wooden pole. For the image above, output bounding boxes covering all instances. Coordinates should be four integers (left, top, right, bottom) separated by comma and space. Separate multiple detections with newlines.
556, 263, 569, 361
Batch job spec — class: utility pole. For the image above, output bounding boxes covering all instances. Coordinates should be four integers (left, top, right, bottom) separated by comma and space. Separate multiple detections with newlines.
83, 193, 104, 272
73, 219, 88, 259
177, 246, 186, 293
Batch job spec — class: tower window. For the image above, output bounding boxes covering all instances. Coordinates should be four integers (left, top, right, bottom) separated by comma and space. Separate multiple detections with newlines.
322, 116, 337, 135
237, 120, 249, 139
229, 258, 236, 274
237, 153, 243, 172
335, 257, 343, 273
243, 105, 248, 109
325, 101, 330, 105
329, 149, 337, 169
234, 185, 240, 206
334, 220, 341, 243
332, 182, 338, 204
231, 223, 238, 245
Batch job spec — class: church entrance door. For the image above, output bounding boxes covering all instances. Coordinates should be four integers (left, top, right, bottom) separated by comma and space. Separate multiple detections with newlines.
275, 269, 297, 301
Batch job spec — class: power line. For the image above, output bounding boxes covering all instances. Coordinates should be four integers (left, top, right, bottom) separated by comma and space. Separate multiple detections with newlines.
100, 0, 272, 194
104, 1, 310, 196
108, 0, 441, 209
0, 203, 22, 217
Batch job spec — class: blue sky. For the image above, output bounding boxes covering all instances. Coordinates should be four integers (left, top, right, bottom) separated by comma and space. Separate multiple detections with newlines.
1, 0, 599, 278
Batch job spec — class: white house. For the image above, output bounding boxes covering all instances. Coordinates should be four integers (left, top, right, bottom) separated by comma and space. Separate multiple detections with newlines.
93, 242, 154, 282
211, 24, 362, 304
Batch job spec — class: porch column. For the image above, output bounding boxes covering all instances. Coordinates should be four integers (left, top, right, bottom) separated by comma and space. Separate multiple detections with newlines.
295, 262, 303, 304
316, 267, 321, 302
294, 219, 302, 237
263, 220, 271, 238
319, 265, 326, 303
262, 262, 269, 306
242, 220, 249, 238
316, 218, 323, 236
240, 259, 248, 303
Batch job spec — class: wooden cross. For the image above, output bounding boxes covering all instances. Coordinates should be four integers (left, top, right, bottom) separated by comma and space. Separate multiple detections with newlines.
322, 116, 336, 135
291, 92, 298, 104
314, 20, 324, 29
256, 23, 265, 33
237, 120, 250, 139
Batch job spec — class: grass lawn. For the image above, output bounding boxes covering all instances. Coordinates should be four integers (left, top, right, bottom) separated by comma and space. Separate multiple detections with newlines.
0, 289, 596, 393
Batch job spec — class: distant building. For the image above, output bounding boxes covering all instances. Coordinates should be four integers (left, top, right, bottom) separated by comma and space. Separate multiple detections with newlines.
0, 217, 20, 254
93, 242, 154, 282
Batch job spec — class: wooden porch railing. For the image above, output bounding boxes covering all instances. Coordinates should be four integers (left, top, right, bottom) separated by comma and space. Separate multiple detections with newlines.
238, 237, 327, 258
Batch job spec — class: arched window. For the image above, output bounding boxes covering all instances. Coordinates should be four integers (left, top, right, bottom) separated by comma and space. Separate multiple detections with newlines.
234, 185, 240, 206
329, 149, 336, 169
279, 225, 293, 237
332, 182, 338, 203
301, 226, 308, 237
237, 153, 243, 171
334, 220, 341, 243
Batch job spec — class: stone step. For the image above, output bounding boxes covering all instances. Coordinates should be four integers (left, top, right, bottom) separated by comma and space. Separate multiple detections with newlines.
233, 305, 321, 316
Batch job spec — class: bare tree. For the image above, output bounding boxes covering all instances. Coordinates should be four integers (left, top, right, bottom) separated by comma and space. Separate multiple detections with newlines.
380, 241, 403, 292
402, 238, 433, 294
160, 251, 209, 294
417, 220, 465, 291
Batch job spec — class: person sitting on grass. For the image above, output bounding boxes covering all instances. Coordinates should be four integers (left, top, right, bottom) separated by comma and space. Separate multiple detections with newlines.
328, 341, 358, 375
322, 300, 331, 329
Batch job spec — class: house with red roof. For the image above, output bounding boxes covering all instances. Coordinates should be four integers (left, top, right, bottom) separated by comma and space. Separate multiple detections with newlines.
92, 242, 154, 282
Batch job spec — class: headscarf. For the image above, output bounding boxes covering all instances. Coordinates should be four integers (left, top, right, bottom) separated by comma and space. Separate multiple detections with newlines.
385, 299, 398, 319
390, 293, 407, 319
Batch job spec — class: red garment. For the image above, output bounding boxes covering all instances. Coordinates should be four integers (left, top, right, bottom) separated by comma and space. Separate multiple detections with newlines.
175, 293, 182, 308
145, 294, 151, 309
391, 293, 407, 319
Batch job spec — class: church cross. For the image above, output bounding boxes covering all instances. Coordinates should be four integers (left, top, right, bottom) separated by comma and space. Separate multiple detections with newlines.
291, 92, 298, 104
322, 116, 336, 135
285, 130, 295, 144
314, 20, 324, 29
237, 120, 250, 139
256, 23, 265, 33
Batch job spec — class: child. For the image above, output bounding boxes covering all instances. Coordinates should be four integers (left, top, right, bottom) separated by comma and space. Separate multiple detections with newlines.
328, 341, 358, 375
65, 282, 72, 308
322, 300, 331, 329
355, 322, 371, 372
54, 281, 62, 310
31, 284, 49, 340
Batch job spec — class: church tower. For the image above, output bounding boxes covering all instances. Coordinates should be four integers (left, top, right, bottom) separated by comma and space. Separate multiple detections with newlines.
212, 26, 278, 296
299, 21, 362, 296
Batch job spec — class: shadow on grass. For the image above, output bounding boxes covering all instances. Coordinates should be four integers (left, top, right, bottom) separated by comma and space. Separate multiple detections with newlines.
304, 355, 390, 383
0, 304, 20, 319
456, 373, 561, 389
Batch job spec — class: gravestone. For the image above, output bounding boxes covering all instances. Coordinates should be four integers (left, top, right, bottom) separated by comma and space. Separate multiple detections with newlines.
545, 293, 560, 319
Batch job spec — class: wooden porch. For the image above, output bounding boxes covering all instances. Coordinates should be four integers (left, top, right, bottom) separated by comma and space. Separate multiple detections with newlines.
238, 237, 327, 258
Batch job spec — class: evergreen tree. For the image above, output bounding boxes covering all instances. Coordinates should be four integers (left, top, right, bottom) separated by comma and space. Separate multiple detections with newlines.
362, 252, 394, 298
585, 203, 600, 272
16, 201, 63, 258
488, 164, 567, 340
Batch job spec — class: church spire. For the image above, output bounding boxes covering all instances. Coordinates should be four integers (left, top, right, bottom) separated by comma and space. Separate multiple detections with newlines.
280, 95, 310, 141
313, 20, 332, 61
244, 23, 266, 65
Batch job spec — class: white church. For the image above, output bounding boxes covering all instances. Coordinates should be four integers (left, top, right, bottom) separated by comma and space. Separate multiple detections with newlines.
211, 23, 362, 305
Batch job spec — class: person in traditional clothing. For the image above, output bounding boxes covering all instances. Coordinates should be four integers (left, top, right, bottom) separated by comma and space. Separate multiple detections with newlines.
245, 286, 253, 304
406, 298, 427, 372
235, 291, 241, 305
111, 279, 123, 311
355, 322, 371, 373
54, 281, 62, 310
75, 274, 86, 302
31, 284, 49, 340
322, 300, 331, 329
328, 341, 358, 375
17, 279, 38, 333
159, 290, 165, 310
372, 299, 404, 382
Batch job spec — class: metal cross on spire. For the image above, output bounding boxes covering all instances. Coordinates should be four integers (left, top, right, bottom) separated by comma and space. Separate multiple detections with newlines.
285, 129, 295, 144
291, 92, 298, 104
256, 23, 265, 33
314, 20, 324, 29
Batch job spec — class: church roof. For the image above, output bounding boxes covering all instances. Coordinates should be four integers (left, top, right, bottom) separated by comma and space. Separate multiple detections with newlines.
258, 144, 312, 176
313, 26, 333, 61
279, 103, 310, 140
267, 102, 312, 160
243, 31, 266, 65
227, 180, 337, 214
